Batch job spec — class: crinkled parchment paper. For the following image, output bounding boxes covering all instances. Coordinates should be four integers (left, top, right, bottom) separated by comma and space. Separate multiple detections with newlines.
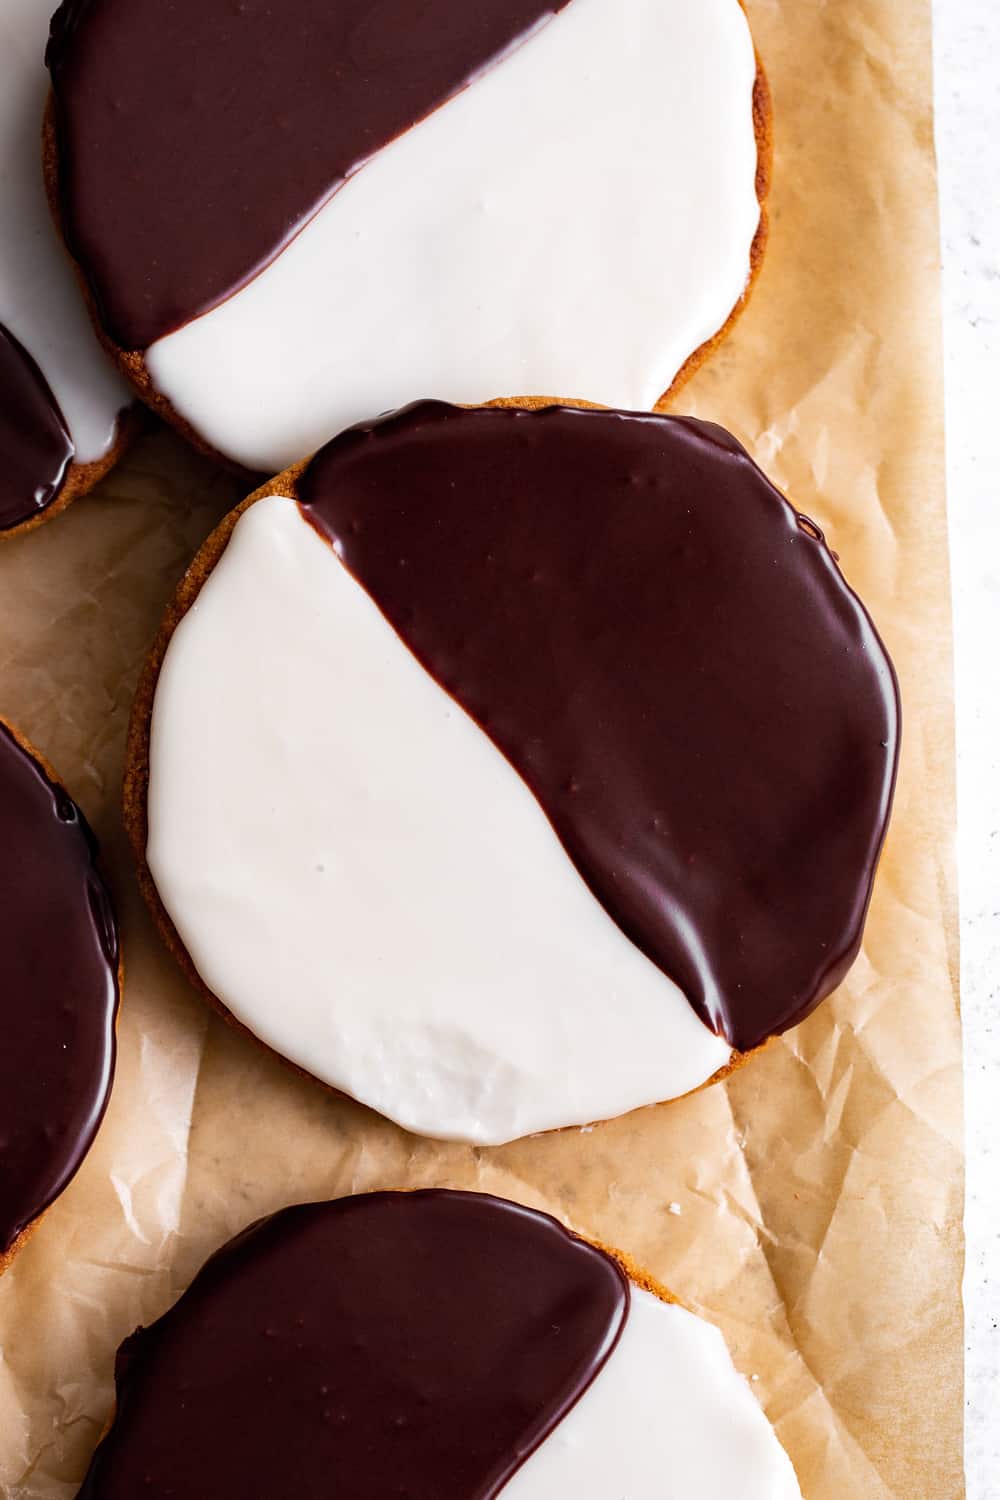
0, 0, 959, 1494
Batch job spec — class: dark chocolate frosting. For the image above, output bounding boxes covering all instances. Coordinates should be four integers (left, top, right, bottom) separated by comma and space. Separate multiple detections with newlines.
299, 401, 900, 1054
0, 323, 74, 534
76, 1190, 628, 1499
0, 723, 118, 1257
47, 0, 571, 351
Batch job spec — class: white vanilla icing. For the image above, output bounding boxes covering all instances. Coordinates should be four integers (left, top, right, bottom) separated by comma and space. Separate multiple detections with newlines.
0, 0, 128, 463
146, 497, 730, 1144
145, 0, 761, 473
509, 1288, 803, 1499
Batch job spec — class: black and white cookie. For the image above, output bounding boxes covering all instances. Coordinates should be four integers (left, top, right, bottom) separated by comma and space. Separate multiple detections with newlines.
125, 401, 899, 1146
76, 1190, 802, 1499
47, 0, 769, 475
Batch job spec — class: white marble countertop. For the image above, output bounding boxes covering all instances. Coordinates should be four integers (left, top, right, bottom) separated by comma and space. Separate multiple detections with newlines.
934, 1, 1000, 1494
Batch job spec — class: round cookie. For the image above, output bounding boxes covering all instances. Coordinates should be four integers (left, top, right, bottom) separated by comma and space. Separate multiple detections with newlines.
0, 0, 132, 539
0, 718, 120, 1272
124, 400, 900, 1146
76, 1189, 803, 1499
45, 0, 771, 476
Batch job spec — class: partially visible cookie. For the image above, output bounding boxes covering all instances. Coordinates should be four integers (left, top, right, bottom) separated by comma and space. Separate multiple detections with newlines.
0, 0, 131, 539
124, 399, 900, 1147
45, 0, 771, 475
76, 1189, 803, 1499
0, 718, 120, 1272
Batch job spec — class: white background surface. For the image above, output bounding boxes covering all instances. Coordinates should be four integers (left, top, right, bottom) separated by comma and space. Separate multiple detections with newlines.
933, 0, 1000, 1494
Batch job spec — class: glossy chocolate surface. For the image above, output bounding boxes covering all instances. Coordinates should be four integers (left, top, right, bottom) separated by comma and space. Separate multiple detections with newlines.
300, 401, 900, 1053
47, 0, 571, 350
0, 323, 73, 533
77, 1190, 628, 1499
0, 723, 118, 1257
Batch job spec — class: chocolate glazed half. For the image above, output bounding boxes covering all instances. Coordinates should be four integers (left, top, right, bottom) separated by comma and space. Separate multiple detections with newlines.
0, 721, 119, 1263
76, 1191, 629, 1500
297, 401, 901, 1054
0, 322, 74, 533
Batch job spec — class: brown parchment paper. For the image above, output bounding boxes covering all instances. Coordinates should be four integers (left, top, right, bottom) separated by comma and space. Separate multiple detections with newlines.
0, 0, 959, 1494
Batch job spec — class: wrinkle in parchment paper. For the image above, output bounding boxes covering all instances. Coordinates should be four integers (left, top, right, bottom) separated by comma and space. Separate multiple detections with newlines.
0, 1, 959, 1496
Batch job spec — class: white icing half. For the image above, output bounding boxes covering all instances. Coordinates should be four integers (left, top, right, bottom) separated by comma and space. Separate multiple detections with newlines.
146, 497, 730, 1144
145, 0, 761, 473
508, 1288, 803, 1499
0, 0, 129, 462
